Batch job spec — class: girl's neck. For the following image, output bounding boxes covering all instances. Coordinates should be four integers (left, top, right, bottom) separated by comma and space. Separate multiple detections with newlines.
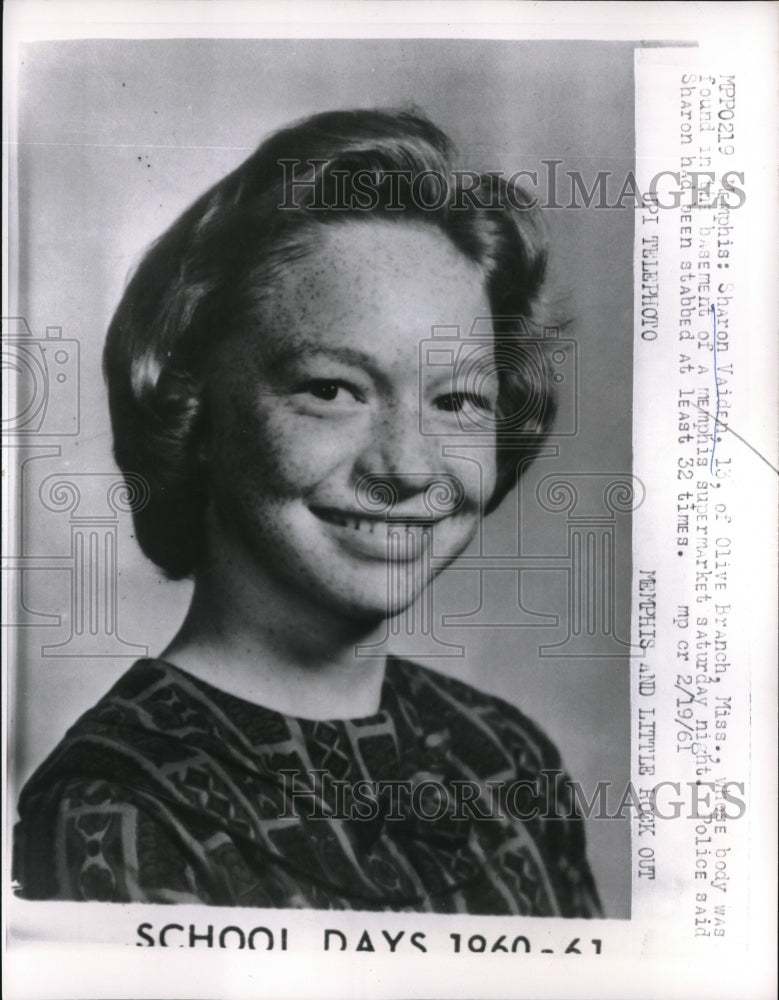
160, 553, 389, 721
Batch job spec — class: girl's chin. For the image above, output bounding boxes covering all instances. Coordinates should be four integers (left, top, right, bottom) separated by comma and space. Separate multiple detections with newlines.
315, 579, 430, 623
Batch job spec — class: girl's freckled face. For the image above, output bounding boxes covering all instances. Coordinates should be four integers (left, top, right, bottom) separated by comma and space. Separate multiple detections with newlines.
205, 221, 498, 619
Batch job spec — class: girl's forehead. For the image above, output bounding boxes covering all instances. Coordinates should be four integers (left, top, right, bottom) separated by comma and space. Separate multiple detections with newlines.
257, 221, 490, 346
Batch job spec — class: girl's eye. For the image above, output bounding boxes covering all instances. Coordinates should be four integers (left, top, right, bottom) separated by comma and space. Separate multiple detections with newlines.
435, 391, 494, 414
308, 380, 341, 401
296, 379, 363, 403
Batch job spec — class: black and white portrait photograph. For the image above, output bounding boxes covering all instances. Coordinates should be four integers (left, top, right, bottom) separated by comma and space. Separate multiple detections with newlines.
3, 3, 776, 999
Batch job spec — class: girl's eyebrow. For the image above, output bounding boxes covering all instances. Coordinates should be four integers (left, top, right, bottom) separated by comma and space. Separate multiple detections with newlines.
262, 342, 390, 380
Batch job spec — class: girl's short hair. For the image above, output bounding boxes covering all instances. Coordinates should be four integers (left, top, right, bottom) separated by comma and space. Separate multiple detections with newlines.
104, 108, 557, 579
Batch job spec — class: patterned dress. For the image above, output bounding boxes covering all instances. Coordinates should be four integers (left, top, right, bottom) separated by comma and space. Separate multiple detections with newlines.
14, 657, 601, 915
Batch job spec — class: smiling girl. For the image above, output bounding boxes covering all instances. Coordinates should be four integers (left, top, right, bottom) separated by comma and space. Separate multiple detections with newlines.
14, 109, 601, 916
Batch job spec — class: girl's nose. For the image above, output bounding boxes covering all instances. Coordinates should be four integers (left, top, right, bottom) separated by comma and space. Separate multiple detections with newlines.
375, 402, 439, 485
354, 403, 465, 517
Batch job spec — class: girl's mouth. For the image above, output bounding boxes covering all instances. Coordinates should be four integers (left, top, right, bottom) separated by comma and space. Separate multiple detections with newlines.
309, 505, 443, 561
309, 506, 383, 533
